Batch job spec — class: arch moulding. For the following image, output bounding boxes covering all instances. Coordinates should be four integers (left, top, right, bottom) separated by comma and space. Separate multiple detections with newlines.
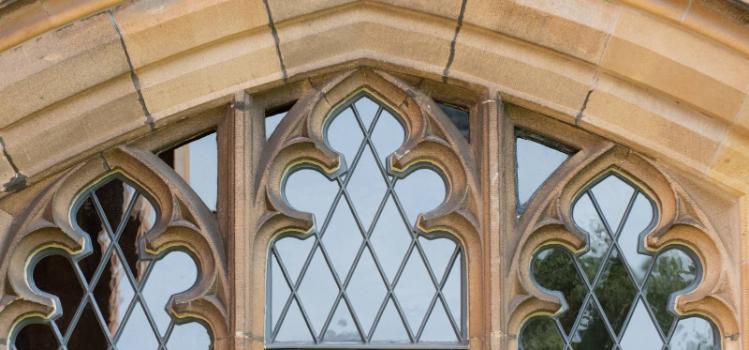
0, 0, 749, 349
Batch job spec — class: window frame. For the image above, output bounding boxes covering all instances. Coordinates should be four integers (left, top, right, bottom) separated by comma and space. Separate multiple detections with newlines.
0, 66, 738, 350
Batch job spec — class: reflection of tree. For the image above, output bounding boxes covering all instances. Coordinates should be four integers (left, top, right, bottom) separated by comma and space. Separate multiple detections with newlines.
671, 318, 719, 350
645, 251, 697, 335
520, 318, 563, 350
579, 220, 609, 280
532, 248, 586, 334
526, 232, 715, 349
570, 305, 613, 350
595, 253, 636, 333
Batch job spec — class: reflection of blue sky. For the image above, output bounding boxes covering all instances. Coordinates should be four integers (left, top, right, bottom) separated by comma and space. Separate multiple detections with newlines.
178, 133, 217, 211
516, 138, 567, 206
271, 96, 462, 344
669, 317, 718, 350
620, 300, 662, 350
265, 111, 287, 140
117, 251, 210, 349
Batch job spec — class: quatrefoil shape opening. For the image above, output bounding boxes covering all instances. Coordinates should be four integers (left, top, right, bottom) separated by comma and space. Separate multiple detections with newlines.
267, 93, 467, 347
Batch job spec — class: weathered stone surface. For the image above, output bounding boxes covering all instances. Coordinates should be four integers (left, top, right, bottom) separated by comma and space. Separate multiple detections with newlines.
601, 9, 749, 124
711, 128, 749, 190
0, 12, 130, 129
267, 0, 355, 22
277, 4, 455, 80
0, 0, 122, 52
113, 0, 268, 69
463, 0, 621, 64
581, 75, 730, 172
1, 75, 147, 180
137, 29, 281, 121
452, 26, 596, 120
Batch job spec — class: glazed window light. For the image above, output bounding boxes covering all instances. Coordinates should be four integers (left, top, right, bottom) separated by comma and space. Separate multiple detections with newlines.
520, 174, 719, 350
266, 95, 467, 348
13, 177, 210, 350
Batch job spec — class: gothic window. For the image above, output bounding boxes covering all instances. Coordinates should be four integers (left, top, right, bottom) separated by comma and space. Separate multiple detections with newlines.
14, 177, 210, 350
0, 68, 736, 350
267, 94, 466, 347
519, 173, 719, 349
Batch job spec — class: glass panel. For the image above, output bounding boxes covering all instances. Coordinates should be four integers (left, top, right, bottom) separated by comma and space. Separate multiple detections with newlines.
570, 301, 614, 350
284, 168, 338, 228
165, 133, 218, 212
297, 247, 339, 335
354, 96, 380, 130
166, 322, 212, 350
142, 251, 198, 334
370, 299, 410, 343
346, 145, 387, 229
323, 301, 361, 343
275, 299, 313, 343
269, 93, 466, 346
618, 193, 654, 285
573, 193, 612, 281
419, 236, 456, 279
347, 249, 387, 334
369, 197, 411, 282
15, 177, 210, 350
645, 249, 698, 335
266, 109, 288, 140
67, 302, 110, 350
589, 175, 635, 232
269, 254, 290, 329
31, 255, 83, 334
594, 249, 637, 335
442, 257, 462, 324
370, 109, 405, 167
92, 253, 135, 336
13, 323, 57, 350
522, 174, 718, 350
532, 247, 586, 335
116, 303, 159, 350
395, 251, 434, 331
274, 236, 314, 284
420, 302, 457, 342
327, 107, 364, 169
620, 299, 662, 350
436, 101, 469, 139
394, 168, 445, 226
321, 200, 363, 278
515, 136, 568, 208
669, 317, 719, 350
520, 317, 564, 350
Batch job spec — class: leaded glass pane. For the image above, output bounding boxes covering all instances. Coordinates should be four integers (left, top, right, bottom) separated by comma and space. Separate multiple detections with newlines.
515, 134, 569, 211
520, 173, 719, 349
266, 110, 288, 140
268, 94, 467, 347
162, 132, 218, 212
14, 177, 210, 350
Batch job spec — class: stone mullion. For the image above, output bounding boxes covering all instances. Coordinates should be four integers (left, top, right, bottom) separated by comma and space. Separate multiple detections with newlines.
482, 91, 503, 350
220, 91, 262, 350
741, 194, 749, 350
